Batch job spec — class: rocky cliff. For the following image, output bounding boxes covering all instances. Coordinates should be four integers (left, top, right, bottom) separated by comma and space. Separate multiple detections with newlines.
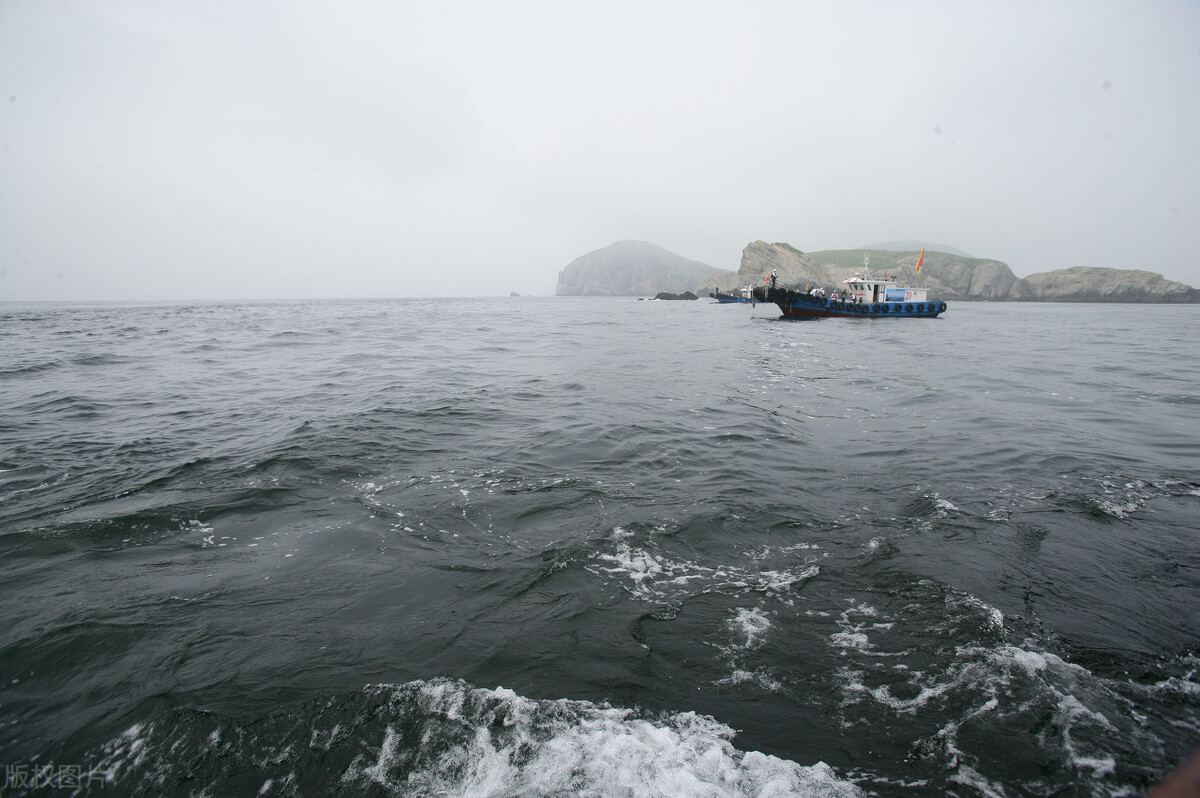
735, 241, 822, 290
555, 240, 728, 296
1022, 267, 1200, 303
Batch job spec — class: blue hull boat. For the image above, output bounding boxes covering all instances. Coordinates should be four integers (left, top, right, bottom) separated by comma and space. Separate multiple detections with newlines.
711, 289, 753, 304
752, 286, 947, 318
753, 252, 946, 319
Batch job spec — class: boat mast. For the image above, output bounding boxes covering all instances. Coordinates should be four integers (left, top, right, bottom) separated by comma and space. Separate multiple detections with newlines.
862, 253, 871, 302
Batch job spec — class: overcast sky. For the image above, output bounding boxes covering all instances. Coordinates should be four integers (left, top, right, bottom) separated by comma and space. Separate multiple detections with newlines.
2, 1, 1197, 300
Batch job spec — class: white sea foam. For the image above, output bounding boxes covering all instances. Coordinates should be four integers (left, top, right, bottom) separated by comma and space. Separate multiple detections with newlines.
931, 494, 959, 513
358, 724, 403, 786
1144, 674, 1200, 698
1054, 694, 1117, 778
745, 542, 821, 561
727, 606, 773, 651
824, 580, 1145, 789
839, 630, 1137, 785
828, 602, 892, 656
345, 680, 864, 797
92, 722, 152, 786
1087, 475, 1166, 518
947, 593, 1005, 632
186, 518, 217, 548
1007, 646, 1049, 675
948, 762, 1007, 797
830, 630, 872, 653
713, 606, 786, 691
589, 526, 821, 606
850, 672, 957, 714
717, 668, 785, 693
1096, 498, 1138, 519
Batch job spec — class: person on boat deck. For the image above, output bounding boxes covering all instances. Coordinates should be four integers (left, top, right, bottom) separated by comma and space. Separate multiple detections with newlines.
770, 270, 778, 288
831, 291, 838, 301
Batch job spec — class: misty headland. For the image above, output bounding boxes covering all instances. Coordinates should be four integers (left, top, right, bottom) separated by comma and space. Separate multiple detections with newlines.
555, 240, 1200, 303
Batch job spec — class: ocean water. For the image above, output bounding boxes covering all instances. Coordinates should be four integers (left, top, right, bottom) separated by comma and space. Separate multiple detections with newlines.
1, 296, 1197, 796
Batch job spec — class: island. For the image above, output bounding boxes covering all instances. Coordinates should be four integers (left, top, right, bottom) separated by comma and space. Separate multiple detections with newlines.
555, 240, 1200, 303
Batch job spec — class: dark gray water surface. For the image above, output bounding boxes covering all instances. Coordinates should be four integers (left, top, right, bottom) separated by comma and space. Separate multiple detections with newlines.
1, 297, 1197, 795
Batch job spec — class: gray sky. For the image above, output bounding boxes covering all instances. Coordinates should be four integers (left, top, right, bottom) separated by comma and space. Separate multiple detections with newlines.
2, 1, 1198, 300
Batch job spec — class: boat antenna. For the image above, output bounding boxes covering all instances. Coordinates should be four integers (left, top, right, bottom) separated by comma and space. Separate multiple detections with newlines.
863, 252, 871, 279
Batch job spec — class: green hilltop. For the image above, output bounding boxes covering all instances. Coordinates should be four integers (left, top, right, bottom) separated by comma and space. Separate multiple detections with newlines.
805, 248, 1001, 275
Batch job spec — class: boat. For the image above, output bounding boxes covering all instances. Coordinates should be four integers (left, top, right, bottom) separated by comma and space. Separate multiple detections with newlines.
751, 252, 947, 319
711, 287, 754, 304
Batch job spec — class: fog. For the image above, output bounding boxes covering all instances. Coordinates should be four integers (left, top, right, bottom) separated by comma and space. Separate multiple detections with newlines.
2, 1, 1197, 300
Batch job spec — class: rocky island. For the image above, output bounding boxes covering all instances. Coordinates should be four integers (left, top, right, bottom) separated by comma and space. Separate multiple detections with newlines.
555, 241, 729, 297
555, 240, 1200, 303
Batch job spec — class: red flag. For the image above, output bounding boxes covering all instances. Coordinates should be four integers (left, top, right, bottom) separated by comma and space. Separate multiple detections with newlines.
916, 248, 925, 275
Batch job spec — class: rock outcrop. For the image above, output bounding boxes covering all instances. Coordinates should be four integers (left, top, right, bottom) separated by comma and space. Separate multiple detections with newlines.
921, 256, 1033, 300
1023, 267, 1200, 302
555, 240, 727, 296
736, 241, 826, 290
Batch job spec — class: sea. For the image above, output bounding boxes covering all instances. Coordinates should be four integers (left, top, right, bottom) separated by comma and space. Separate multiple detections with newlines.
1, 296, 1197, 797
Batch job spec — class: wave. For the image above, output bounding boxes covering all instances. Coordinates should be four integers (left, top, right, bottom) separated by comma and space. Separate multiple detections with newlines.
88, 678, 864, 797
588, 523, 821, 606
0, 359, 62, 378
822, 583, 1168, 795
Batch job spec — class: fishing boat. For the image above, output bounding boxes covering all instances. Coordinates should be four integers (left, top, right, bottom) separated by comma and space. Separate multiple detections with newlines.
711, 287, 753, 304
751, 251, 947, 319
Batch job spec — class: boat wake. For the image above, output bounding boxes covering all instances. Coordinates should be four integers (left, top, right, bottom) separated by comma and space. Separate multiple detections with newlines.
89, 678, 864, 797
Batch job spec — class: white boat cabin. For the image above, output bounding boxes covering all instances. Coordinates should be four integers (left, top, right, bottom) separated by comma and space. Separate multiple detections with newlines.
841, 254, 928, 304
843, 275, 929, 304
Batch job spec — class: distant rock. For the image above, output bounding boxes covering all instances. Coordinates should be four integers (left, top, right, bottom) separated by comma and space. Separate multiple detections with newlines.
555, 240, 729, 296
509, 291, 521, 297
1023, 267, 1200, 302
653, 291, 698, 301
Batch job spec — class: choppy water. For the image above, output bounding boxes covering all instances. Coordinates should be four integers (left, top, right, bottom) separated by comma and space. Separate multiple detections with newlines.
1, 297, 1197, 796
